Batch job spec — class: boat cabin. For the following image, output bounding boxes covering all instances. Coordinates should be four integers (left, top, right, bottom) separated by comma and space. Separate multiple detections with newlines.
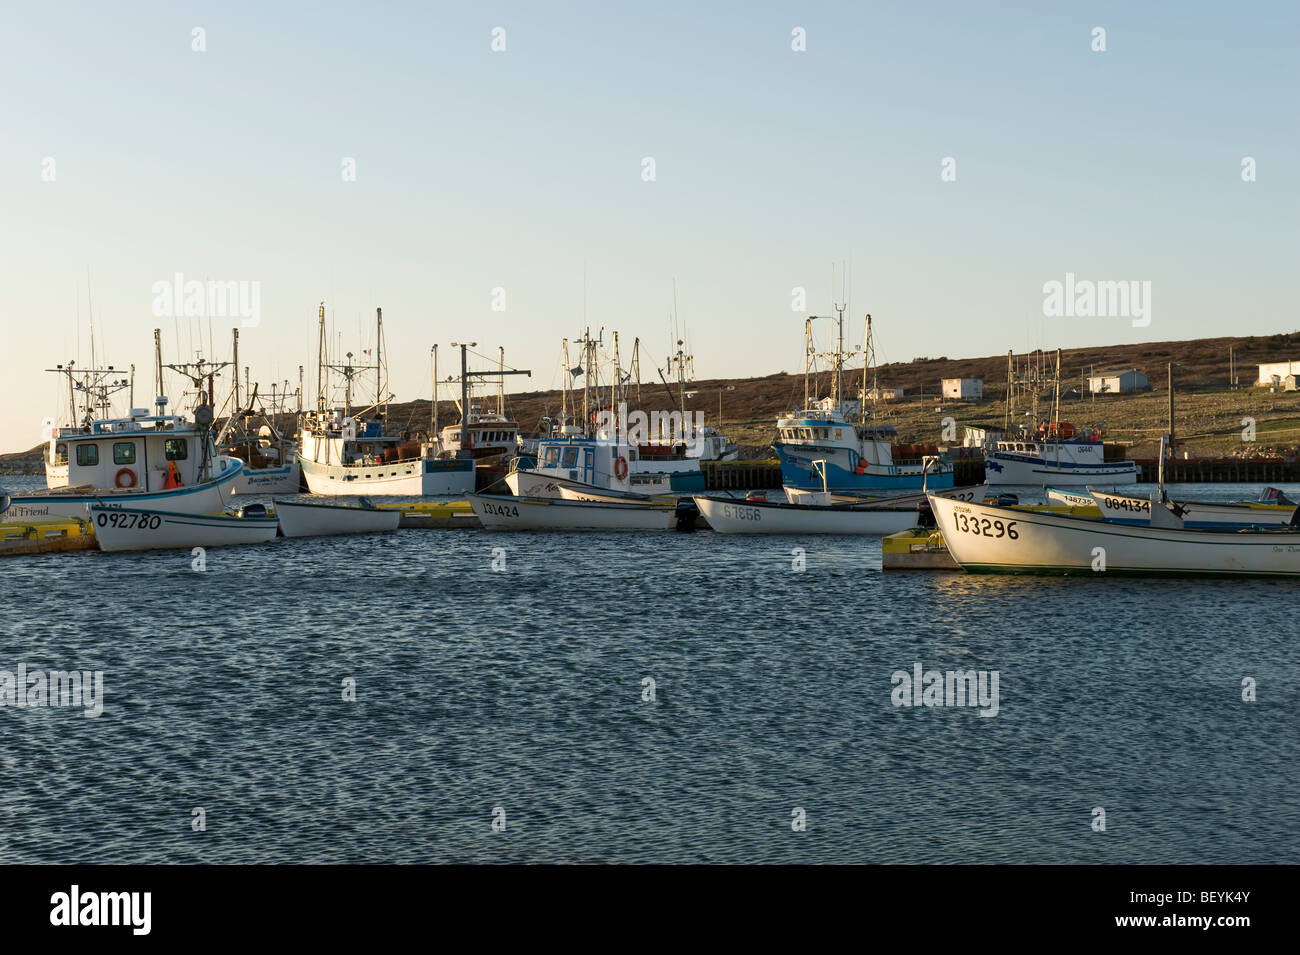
48, 410, 215, 492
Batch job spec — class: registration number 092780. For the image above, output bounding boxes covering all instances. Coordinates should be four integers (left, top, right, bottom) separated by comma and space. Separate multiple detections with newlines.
953, 511, 1018, 539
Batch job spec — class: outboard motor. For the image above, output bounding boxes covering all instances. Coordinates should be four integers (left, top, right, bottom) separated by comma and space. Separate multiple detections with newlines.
0, 489, 9, 516
238, 503, 269, 519
675, 498, 699, 532
995, 493, 1019, 507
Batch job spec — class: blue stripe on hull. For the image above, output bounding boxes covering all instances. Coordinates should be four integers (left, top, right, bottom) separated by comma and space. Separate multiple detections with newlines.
779, 461, 953, 490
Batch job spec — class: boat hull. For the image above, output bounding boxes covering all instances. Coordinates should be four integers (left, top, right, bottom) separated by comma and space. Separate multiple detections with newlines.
469, 494, 681, 531
3, 457, 244, 524
928, 493, 1300, 577
233, 460, 302, 495
90, 505, 279, 552
694, 495, 919, 535
984, 453, 1137, 486
273, 499, 400, 537
300, 456, 474, 496
1087, 488, 1299, 529
777, 448, 954, 491
1044, 486, 1097, 508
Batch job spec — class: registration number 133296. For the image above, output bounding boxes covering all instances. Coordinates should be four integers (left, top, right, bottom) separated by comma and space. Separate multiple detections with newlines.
954, 512, 1018, 539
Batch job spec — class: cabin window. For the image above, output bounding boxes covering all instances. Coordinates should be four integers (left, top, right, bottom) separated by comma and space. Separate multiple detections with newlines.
112, 442, 137, 465
585, 449, 594, 470
835, 429, 842, 439
76, 444, 99, 467
561, 447, 579, 468
165, 438, 188, 461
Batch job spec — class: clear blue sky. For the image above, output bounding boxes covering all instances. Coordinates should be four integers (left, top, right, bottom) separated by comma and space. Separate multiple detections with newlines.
2, 1, 1296, 451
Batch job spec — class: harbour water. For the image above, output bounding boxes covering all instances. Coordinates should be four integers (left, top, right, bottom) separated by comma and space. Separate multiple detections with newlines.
1, 477, 1297, 863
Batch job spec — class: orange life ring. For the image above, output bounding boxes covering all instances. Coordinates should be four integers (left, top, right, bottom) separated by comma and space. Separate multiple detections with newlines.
613, 456, 629, 480
114, 468, 137, 489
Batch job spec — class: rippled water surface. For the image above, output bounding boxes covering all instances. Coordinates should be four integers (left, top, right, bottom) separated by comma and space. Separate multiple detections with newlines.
1, 478, 1297, 863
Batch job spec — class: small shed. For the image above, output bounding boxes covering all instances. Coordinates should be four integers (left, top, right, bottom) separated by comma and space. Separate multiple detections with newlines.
941, 377, 983, 400
1088, 369, 1148, 394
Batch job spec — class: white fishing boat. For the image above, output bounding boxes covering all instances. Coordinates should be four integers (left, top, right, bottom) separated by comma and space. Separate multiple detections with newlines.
504, 425, 678, 498
468, 493, 690, 531
984, 350, 1136, 486
693, 494, 920, 535
1087, 487, 1299, 529
299, 305, 475, 496
6, 408, 245, 524
42, 358, 134, 489
984, 429, 1137, 486
1044, 486, 1098, 508
555, 484, 675, 505
273, 498, 400, 537
926, 491, 1300, 577
89, 504, 279, 552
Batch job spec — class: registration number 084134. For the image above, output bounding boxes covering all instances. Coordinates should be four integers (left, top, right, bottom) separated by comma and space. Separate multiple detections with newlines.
953, 511, 1018, 539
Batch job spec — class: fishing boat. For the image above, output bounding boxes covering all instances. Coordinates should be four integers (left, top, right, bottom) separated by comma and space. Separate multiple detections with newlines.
693, 493, 921, 535
89, 504, 279, 552
984, 350, 1137, 486
7, 406, 245, 523
1043, 486, 1097, 508
43, 358, 134, 489
214, 330, 302, 494
775, 312, 954, 491
273, 498, 401, 537
555, 484, 674, 505
298, 305, 474, 495
926, 491, 1300, 577
1087, 487, 1299, 529
469, 492, 693, 531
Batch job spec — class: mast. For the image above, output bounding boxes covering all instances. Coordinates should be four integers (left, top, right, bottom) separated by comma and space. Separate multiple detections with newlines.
232, 328, 240, 415
803, 317, 813, 408
375, 307, 385, 424
610, 332, 619, 412
431, 345, 439, 442
452, 341, 474, 453
632, 337, 641, 402
154, 329, 165, 412
561, 338, 570, 427
498, 346, 505, 417
1053, 348, 1062, 423
1003, 349, 1013, 431
315, 302, 328, 413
